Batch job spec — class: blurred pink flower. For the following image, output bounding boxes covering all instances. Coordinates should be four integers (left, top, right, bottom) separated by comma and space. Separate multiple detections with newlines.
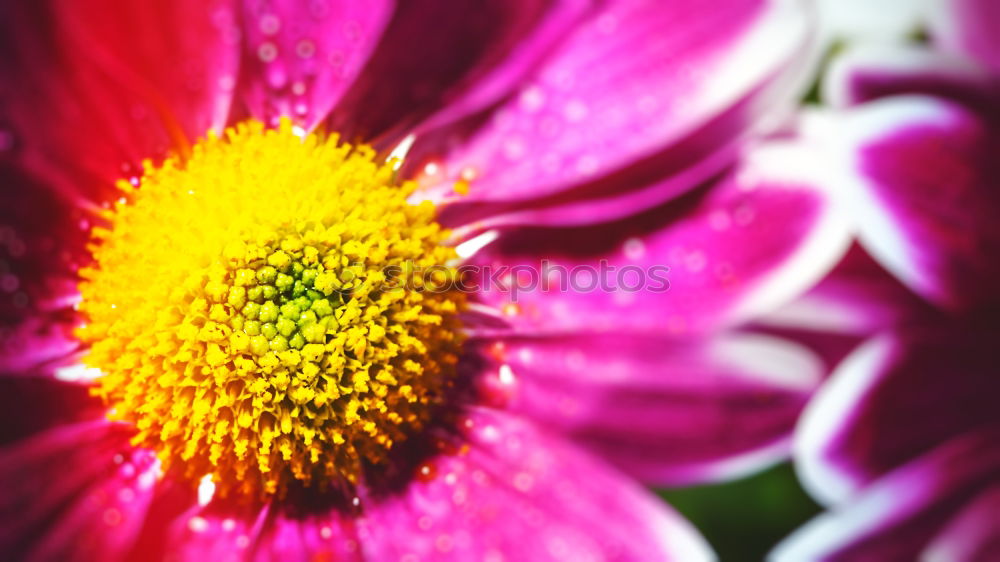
0, 1, 845, 560
771, 2, 1000, 559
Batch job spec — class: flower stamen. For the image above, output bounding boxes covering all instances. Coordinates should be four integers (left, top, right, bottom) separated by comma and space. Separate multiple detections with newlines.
78, 120, 465, 498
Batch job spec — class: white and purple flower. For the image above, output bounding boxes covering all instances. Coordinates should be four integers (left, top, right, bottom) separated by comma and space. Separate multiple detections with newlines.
0, 1, 847, 560
773, 1, 1000, 559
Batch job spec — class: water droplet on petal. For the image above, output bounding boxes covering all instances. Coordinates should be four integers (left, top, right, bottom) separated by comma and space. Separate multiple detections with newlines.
259, 14, 281, 35
0, 129, 14, 152
188, 516, 209, 533
296, 39, 316, 59
258, 42, 278, 63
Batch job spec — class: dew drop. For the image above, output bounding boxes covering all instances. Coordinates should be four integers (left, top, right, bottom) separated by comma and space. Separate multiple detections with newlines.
188, 516, 209, 533
309, 0, 331, 18
417, 461, 437, 482
0, 274, 19, 293
563, 100, 588, 122
103, 508, 122, 526
258, 42, 279, 63
197, 474, 216, 506
343, 20, 362, 42
623, 237, 645, 260
118, 488, 136, 503
0, 129, 14, 152
684, 250, 707, 272
259, 14, 281, 35
519, 86, 545, 111
497, 364, 515, 385
296, 39, 316, 59
435, 534, 454, 553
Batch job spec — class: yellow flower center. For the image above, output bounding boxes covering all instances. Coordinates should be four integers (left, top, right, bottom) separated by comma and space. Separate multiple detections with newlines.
77, 120, 465, 498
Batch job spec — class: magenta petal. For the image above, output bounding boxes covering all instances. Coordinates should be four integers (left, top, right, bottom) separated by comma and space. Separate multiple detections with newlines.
922, 484, 1000, 562
930, 0, 1000, 73
254, 513, 364, 562
832, 95, 1000, 311
467, 149, 849, 335
167, 505, 365, 562
485, 332, 822, 485
0, 422, 160, 561
0, 0, 241, 202
353, 408, 714, 561
823, 45, 1000, 110
238, 0, 392, 129
0, 377, 101, 446
759, 245, 935, 337
408, 0, 814, 226
794, 330, 1000, 507
327, 0, 591, 144
0, 164, 90, 376
773, 426, 1000, 562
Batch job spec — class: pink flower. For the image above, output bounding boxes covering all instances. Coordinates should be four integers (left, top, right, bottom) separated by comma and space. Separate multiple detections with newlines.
770, 2, 1000, 559
0, 1, 844, 560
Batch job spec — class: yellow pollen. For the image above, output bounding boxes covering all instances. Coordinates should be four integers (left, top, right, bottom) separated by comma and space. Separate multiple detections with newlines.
77, 119, 465, 498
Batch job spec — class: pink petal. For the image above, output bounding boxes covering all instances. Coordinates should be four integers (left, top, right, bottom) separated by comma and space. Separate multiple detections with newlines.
930, 0, 1000, 73
0, 165, 87, 376
153, 413, 712, 561
830, 95, 1000, 311
772, 426, 1000, 562
408, 0, 815, 227
351, 408, 714, 561
328, 0, 593, 143
922, 484, 1000, 562
466, 144, 850, 335
164, 503, 356, 562
794, 330, 1000, 507
823, 45, 1000, 110
0, 0, 241, 203
0, 422, 161, 561
479, 332, 822, 485
758, 244, 936, 337
0, 377, 100, 446
238, 0, 392, 129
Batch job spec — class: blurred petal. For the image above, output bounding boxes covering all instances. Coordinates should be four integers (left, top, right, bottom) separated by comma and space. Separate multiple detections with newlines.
0, 164, 88, 376
930, 0, 1000, 73
482, 332, 822, 485
795, 330, 1000, 507
823, 45, 1000, 111
922, 484, 1000, 562
829, 95, 1000, 311
408, 0, 815, 227
165, 502, 361, 562
328, 0, 591, 143
0, 422, 160, 561
0, 376, 100, 446
773, 426, 1000, 562
467, 143, 850, 335
0, 0, 241, 203
238, 0, 392, 129
353, 408, 715, 561
758, 244, 935, 337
